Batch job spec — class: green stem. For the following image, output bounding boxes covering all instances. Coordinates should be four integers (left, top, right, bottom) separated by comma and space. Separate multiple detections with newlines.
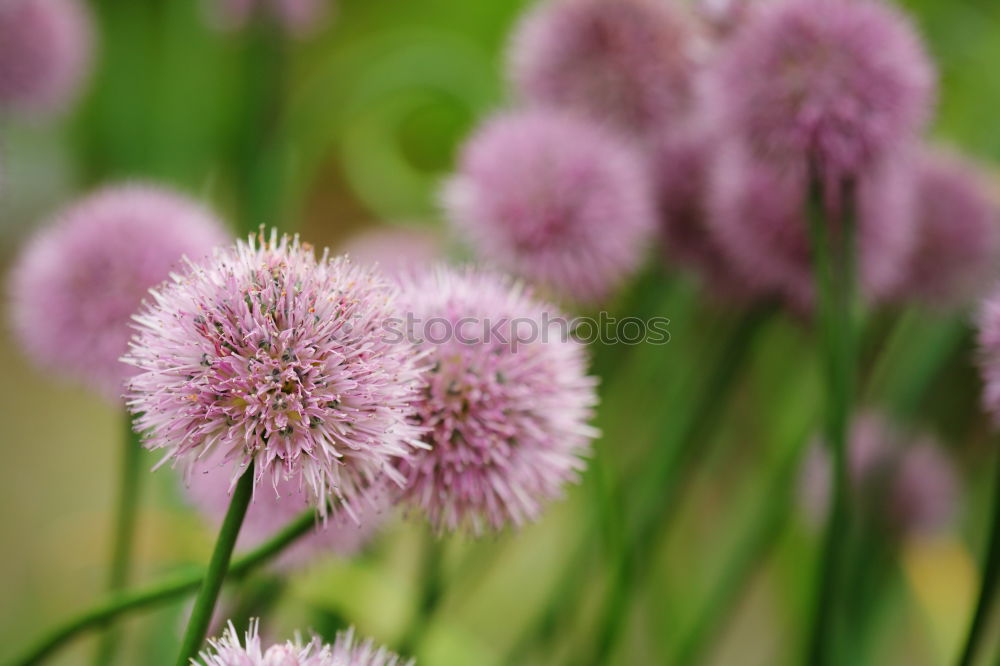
398, 532, 445, 656
585, 306, 773, 665
92, 415, 144, 665
805, 178, 858, 665
175, 464, 255, 665
957, 450, 1000, 666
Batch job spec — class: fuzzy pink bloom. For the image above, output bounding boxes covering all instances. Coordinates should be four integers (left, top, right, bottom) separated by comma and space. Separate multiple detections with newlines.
395, 266, 598, 534
124, 230, 426, 517
197, 620, 413, 666
895, 148, 1000, 307
340, 228, 441, 280
0, 0, 92, 115
801, 412, 958, 537
707, 0, 934, 185
212, 0, 330, 36
8, 185, 229, 400
696, 0, 763, 36
707, 141, 916, 310
187, 450, 389, 570
508, 0, 698, 135
444, 110, 655, 304
976, 292, 1000, 423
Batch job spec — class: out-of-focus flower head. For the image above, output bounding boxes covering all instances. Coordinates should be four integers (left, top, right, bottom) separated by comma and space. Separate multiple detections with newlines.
186, 450, 390, 570
508, 0, 698, 135
395, 266, 599, 534
894, 148, 1000, 308
8, 184, 229, 400
0, 0, 93, 115
196, 620, 413, 666
707, 142, 916, 311
444, 109, 655, 304
340, 227, 442, 280
707, 0, 934, 186
124, 230, 426, 518
801, 412, 959, 538
212, 0, 331, 37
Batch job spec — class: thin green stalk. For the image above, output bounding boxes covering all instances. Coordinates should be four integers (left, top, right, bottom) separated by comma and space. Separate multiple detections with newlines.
805, 178, 858, 666
585, 306, 773, 665
92, 415, 144, 665
175, 464, 255, 665
398, 532, 445, 656
957, 450, 1000, 666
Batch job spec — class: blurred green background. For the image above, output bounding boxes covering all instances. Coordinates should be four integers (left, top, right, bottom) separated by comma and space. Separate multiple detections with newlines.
2, 0, 1000, 664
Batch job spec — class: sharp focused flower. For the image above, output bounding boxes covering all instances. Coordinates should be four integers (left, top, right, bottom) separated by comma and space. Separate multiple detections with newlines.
395, 266, 599, 534
340, 227, 442, 280
124, 230, 426, 517
8, 184, 229, 400
196, 620, 413, 666
801, 412, 958, 537
444, 109, 655, 304
707, 0, 934, 185
212, 0, 330, 36
707, 142, 916, 310
186, 450, 390, 569
896, 148, 1000, 307
0, 0, 92, 114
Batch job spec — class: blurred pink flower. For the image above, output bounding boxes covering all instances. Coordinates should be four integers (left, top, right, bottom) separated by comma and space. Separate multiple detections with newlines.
0, 0, 92, 115
197, 620, 413, 666
706, 0, 934, 185
508, 0, 698, 135
444, 109, 655, 304
340, 227, 441, 280
212, 0, 331, 37
801, 412, 959, 537
396, 266, 598, 534
187, 450, 390, 570
8, 184, 229, 400
895, 148, 1000, 307
124, 230, 426, 518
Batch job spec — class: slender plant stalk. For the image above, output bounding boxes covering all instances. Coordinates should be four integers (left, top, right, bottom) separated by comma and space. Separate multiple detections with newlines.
398, 532, 445, 656
10, 508, 317, 666
957, 450, 1000, 666
92, 415, 144, 665
805, 178, 858, 665
585, 306, 773, 665
174, 464, 256, 665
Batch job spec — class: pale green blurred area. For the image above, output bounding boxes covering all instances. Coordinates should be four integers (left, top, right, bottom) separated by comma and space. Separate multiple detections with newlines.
2, 0, 1000, 664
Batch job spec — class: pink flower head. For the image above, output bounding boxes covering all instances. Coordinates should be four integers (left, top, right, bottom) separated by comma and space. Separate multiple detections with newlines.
395, 266, 599, 534
707, 142, 916, 310
8, 184, 229, 400
197, 620, 413, 666
124, 230, 426, 517
707, 0, 934, 184
896, 148, 1000, 307
0, 0, 93, 115
187, 450, 390, 570
801, 412, 958, 537
508, 0, 698, 135
976, 291, 1000, 424
444, 109, 655, 304
212, 0, 331, 37
340, 227, 441, 280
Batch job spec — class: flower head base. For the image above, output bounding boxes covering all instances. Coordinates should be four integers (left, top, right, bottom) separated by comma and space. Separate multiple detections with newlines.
707, 143, 916, 310
196, 620, 413, 666
708, 0, 934, 184
340, 227, 442, 280
396, 266, 599, 534
187, 451, 389, 570
8, 184, 229, 400
0, 0, 92, 115
896, 148, 1000, 307
444, 109, 655, 304
508, 0, 697, 134
801, 412, 958, 537
124, 230, 426, 517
